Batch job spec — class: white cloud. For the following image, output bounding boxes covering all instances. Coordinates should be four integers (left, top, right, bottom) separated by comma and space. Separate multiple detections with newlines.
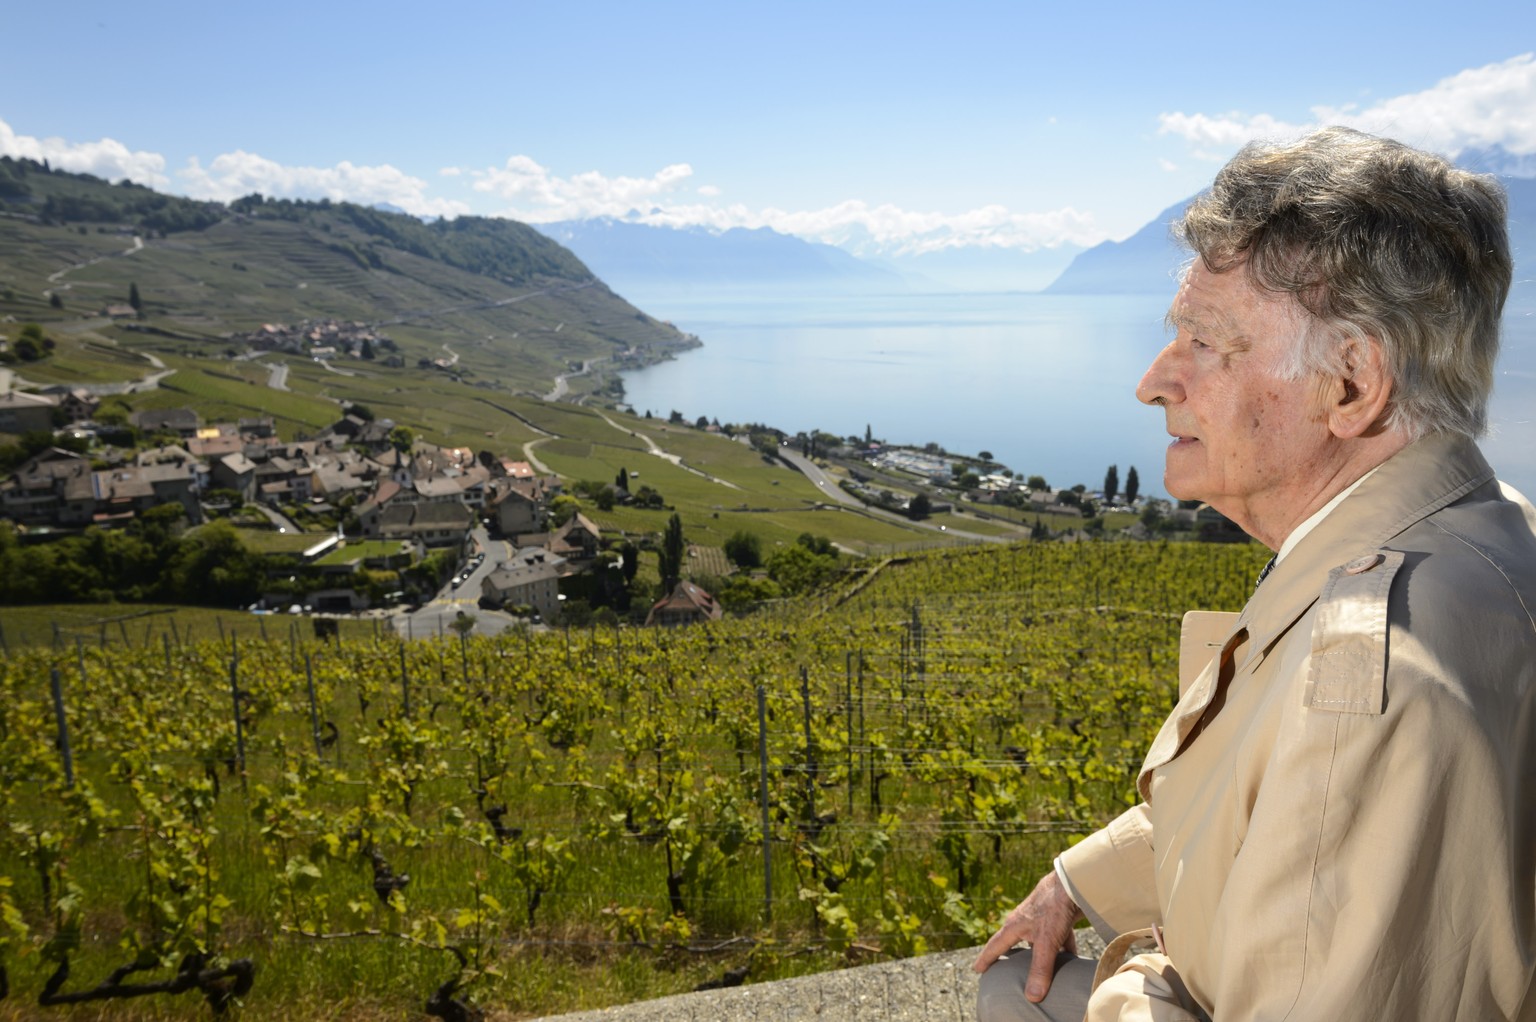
1314, 53, 1536, 155
0, 117, 169, 188
471, 156, 696, 218
1158, 158, 1178, 172
439, 166, 462, 177
472, 154, 1101, 251
1158, 53, 1536, 159
178, 150, 469, 218
1156, 111, 1307, 148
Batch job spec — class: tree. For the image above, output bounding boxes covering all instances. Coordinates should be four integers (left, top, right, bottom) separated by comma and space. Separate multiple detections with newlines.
615, 467, 629, 492
724, 530, 762, 569
1125, 466, 1140, 505
547, 494, 581, 527
49, 292, 62, 309
128, 282, 142, 314
978, 450, 994, 462
1026, 475, 1048, 491
388, 425, 414, 453
765, 542, 838, 596
360, 337, 375, 359
694, 415, 709, 429
1103, 464, 1119, 504
659, 513, 685, 590
908, 493, 932, 520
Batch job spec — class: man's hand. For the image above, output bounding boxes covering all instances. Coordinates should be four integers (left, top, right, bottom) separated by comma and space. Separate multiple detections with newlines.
972, 870, 1082, 1002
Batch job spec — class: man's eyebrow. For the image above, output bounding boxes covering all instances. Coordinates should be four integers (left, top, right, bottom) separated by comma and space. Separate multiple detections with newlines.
1165, 304, 1237, 338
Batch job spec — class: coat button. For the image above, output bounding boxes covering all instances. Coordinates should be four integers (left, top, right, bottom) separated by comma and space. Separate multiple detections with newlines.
1344, 553, 1384, 575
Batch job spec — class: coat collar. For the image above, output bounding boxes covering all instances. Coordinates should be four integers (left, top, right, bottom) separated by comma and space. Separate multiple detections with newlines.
1237, 432, 1494, 661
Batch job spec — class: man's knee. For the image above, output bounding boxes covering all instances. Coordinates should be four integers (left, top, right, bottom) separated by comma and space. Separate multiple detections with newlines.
977, 948, 1096, 1022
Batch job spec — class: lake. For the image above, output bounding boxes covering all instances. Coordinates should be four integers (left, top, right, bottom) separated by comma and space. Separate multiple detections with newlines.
615, 288, 1536, 501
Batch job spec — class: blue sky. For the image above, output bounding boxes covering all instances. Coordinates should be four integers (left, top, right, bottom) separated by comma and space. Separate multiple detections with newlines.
3, 1, 1534, 255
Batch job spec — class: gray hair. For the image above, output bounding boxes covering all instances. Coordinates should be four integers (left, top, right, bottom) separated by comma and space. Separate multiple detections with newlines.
1177, 126, 1511, 439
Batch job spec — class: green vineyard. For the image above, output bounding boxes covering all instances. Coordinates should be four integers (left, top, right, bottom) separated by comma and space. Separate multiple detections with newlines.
0, 540, 1267, 1020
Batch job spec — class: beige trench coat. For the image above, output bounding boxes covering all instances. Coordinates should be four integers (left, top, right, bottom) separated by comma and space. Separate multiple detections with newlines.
1059, 434, 1536, 1021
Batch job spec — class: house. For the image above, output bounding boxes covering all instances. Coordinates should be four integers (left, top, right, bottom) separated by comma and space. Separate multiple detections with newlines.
489, 475, 558, 535
481, 547, 568, 621
38, 387, 99, 424
211, 452, 258, 502
136, 444, 209, 495
188, 433, 247, 461
132, 408, 202, 438
239, 417, 276, 439
0, 390, 58, 434
548, 512, 601, 565
377, 500, 473, 549
89, 463, 201, 525
646, 581, 723, 627
0, 448, 93, 524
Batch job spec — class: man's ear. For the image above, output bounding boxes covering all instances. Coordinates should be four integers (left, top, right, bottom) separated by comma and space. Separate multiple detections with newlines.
1328, 335, 1394, 439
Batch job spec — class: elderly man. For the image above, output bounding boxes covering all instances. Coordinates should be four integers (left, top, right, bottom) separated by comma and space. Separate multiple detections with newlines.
974, 127, 1536, 1021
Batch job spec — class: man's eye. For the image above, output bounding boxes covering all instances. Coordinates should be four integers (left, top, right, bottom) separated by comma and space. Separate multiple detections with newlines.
1189, 337, 1208, 350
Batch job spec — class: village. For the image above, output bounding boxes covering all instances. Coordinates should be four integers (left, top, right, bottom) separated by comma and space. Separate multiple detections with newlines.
0, 397, 728, 628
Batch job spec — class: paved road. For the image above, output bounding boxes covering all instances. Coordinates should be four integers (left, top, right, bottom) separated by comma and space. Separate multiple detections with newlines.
388, 527, 527, 639
776, 449, 1016, 545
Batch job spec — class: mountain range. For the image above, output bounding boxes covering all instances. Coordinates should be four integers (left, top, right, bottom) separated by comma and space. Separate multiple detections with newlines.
538, 158, 1534, 304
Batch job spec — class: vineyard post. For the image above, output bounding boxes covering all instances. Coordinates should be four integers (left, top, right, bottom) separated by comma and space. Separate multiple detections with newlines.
857, 652, 866, 787
49, 668, 75, 788
52, 620, 61, 651
118, 618, 130, 647
258, 615, 268, 642
99, 623, 107, 648
217, 616, 225, 645
76, 637, 86, 689
0, 617, 8, 654
162, 632, 171, 674
305, 654, 323, 758
845, 651, 854, 820
756, 684, 772, 924
400, 642, 411, 717
459, 631, 470, 688
228, 640, 248, 792
800, 667, 816, 825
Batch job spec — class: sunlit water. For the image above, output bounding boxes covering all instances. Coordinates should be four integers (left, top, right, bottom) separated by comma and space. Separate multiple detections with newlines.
616, 288, 1536, 501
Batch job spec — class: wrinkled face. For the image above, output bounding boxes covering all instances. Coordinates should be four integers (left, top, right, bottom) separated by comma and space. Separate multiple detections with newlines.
1137, 262, 1337, 532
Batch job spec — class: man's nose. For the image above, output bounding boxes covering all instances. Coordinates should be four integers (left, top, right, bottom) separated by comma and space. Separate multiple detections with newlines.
1136, 342, 1182, 406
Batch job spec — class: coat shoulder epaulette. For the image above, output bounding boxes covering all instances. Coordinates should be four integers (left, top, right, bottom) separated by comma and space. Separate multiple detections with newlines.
1304, 550, 1406, 715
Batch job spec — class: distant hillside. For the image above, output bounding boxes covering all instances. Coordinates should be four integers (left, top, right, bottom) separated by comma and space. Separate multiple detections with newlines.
537, 218, 908, 296
1042, 199, 1189, 295
0, 157, 696, 393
